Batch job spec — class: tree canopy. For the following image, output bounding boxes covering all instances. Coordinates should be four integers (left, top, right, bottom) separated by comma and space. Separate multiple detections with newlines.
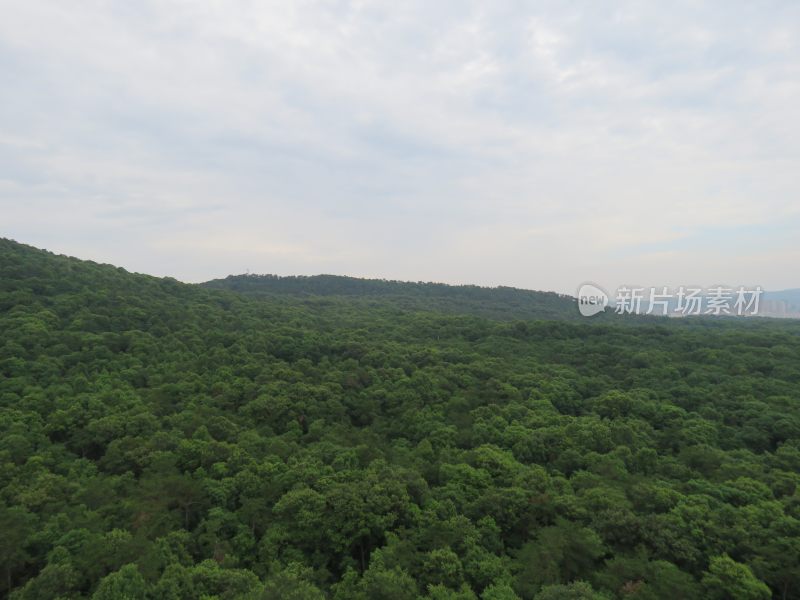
2, 238, 799, 599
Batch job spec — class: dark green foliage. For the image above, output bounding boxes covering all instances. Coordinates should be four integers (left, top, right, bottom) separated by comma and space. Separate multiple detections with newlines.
200, 273, 586, 322
2, 238, 799, 598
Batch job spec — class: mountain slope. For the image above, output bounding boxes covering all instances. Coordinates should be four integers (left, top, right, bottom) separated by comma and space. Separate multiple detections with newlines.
201, 273, 586, 321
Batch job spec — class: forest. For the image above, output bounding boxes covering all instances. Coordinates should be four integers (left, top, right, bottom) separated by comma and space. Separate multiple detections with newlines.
1, 237, 799, 599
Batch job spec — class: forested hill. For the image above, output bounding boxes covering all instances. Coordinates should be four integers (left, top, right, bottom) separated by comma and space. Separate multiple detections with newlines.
2, 237, 800, 599
201, 274, 586, 322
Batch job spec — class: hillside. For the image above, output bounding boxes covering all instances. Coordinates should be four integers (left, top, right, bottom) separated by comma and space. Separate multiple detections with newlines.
200, 274, 587, 322
2, 237, 800, 599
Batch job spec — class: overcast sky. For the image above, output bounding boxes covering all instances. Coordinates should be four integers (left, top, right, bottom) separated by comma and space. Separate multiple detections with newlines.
1, 1, 798, 294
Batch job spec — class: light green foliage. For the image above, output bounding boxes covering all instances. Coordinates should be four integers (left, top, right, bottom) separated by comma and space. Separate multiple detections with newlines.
92, 564, 148, 599
701, 555, 771, 600
533, 581, 609, 599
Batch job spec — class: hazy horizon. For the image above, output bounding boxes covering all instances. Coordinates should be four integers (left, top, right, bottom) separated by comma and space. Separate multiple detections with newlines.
2, 1, 798, 295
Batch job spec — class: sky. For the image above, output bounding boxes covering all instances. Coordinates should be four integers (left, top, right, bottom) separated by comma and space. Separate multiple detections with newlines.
1, 0, 798, 295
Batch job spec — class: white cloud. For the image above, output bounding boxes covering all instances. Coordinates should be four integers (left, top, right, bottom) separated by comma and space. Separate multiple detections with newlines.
1, 0, 798, 293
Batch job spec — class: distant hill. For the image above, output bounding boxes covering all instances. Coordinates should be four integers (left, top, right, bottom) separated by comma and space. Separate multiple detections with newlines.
761, 289, 800, 318
200, 273, 591, 321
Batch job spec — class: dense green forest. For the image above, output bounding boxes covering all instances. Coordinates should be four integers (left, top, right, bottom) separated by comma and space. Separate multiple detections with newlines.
2, 237, 800, 599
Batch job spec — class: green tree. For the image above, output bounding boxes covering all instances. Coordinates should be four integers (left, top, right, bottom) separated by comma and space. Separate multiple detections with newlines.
701, 555, 771, 600
92, 564, 149, 600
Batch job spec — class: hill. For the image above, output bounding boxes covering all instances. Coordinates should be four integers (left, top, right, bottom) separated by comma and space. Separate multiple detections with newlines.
201, 273, 585, 321
1, 237, 799, 599
762, 289, 800, 318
